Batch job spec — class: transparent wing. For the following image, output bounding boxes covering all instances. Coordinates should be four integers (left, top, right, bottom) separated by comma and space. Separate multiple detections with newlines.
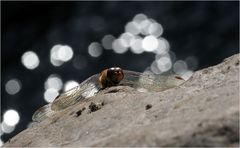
32, 74, 101, 122
50, 74, 101, 111
32, 104, 54, 122
121, 70, 187, 92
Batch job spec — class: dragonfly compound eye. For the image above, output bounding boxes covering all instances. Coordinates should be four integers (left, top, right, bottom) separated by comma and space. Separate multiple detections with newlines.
98, 67, 124, 89
107, 67, 124, 84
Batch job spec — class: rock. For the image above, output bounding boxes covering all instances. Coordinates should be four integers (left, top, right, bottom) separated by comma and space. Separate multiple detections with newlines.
3, 54, 239, 147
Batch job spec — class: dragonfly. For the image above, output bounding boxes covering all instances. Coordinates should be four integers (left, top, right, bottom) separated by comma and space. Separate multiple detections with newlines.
32, 67, 187, 122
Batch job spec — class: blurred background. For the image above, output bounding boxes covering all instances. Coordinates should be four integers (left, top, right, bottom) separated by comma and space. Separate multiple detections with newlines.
1, 1, 239, 144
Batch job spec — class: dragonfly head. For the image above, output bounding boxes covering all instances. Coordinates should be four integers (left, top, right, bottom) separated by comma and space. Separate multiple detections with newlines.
107, 67, 124, 84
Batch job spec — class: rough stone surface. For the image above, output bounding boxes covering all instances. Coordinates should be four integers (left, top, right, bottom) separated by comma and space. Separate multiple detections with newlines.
3, 54, 239, 147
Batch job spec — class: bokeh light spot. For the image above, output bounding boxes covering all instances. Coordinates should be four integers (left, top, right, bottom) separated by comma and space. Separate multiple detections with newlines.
125, 21, 141, 35
130, 38, 144, 54
150, 61, 162, 74
88, 42, 103, 57
21, 51, 40, 69
173, 60, 188, 75
112, 39, 128, 54
156, 56, 172, 72
154, 37, 170, 55
50, 44, 73, 66
5, 79, 21, 95
64, 80, 79, 91
44, 88, 59, 103
50, 45, 64, 66
133, 13, 148, 24
142, 35, 159, 52
148, 22, 163, 37
3, 109, 20, 126
57, 45, 74, 62
140, 19, 154, 35
44, 74, 63, 91
51, 58, 64, 67
119, 32, 135, 48
1, 121, 15, 134
101, 35, 115, 50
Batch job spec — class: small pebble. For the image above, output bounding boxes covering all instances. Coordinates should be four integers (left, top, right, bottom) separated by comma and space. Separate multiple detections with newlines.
145, 104, 152, 110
